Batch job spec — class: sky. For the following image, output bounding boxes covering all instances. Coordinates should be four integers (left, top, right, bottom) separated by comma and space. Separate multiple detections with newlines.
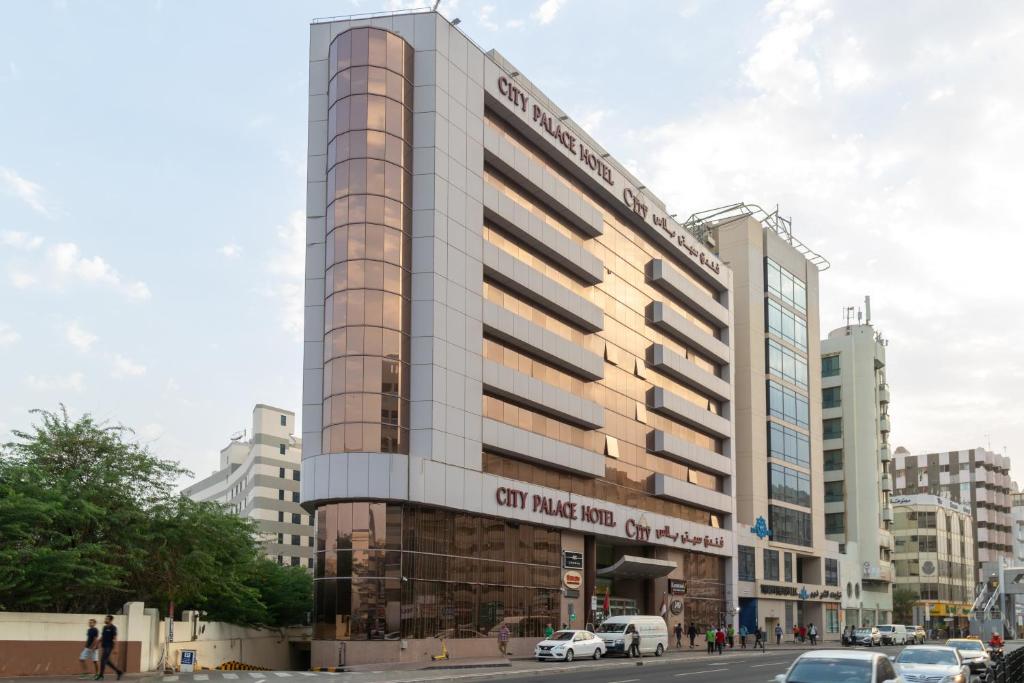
1, 0, 1022, 486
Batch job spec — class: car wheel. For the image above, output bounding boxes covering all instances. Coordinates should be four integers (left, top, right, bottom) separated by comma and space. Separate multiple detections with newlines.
655, 643, 664, 657
565, 649, 574, 662
593, 648, 601, 660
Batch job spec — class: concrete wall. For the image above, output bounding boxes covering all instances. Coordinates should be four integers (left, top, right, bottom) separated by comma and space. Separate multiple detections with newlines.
0, 603, 307, 676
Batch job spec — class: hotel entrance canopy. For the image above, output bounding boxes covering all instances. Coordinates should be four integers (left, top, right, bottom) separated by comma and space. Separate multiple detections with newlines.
597, 555, 677, 579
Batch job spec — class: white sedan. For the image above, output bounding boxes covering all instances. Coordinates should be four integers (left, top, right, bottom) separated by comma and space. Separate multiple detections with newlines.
534, 630, 604, 661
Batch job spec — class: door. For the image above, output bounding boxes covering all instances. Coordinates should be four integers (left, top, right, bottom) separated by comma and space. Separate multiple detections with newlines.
575, 632, 593, 657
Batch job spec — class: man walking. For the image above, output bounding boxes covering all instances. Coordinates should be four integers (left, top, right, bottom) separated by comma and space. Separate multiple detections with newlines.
754, 626, 764, 651
706, 626, 715, 654
498, 623, 510, 656
739, 624, 748, 648
808, 623, 818, 646
715, 626, 725, 655
627, 624, 641, 658
544, 623, 554, 639
79, 618, 99, 678
727, 624, 735, 648
674, 622, 683, 649
95, 615, 122, 680
775, 623, 783, 645
687, 621, 697, 648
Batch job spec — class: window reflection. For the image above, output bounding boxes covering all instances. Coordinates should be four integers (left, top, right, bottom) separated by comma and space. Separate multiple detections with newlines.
324, 27, 414, 456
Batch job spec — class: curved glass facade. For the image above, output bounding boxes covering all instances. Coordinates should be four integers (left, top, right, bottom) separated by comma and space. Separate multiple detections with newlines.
323, 27, 414, 455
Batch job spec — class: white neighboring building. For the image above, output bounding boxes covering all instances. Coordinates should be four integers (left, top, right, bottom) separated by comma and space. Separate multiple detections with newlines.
183, 404, 313, 568
1013, 487, 1024, 564
820, 306, 894, 627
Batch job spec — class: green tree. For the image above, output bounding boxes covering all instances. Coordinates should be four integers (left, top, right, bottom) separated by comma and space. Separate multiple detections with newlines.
0, 406, 312, 627
892, 587, 919, 624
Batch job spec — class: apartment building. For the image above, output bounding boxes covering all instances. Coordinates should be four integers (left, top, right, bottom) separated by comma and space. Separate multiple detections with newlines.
819, 309, 894, 627
183, 404, 313, 568
893, 447, 1015, 580
301, 10, 737, 664
890, 493, 975, 632
690, 206, 842, 640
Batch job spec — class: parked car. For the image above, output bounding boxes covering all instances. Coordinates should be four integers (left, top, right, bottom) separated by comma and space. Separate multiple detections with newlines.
945, 638, 992, 679
594, 615, 668, 657
893, 646, 970, 683
534, 630, 604, 662
774, 650, 903, 683
910, 625, 927, 644
879, 624, 910, 645
853, 627, 883, 647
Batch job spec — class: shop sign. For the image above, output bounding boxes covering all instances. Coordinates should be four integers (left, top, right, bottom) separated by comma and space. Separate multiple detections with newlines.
565, 588, 580, 598
624, 516, 725, 550
563, 571, 583, 590
760, 584, 842, 601
489, 72, 725, 283
670, 599, 684, 615
563, 551, 584, 569
669, 580, 688, 595
495, 487, 615, 527
180, 651, 196, 673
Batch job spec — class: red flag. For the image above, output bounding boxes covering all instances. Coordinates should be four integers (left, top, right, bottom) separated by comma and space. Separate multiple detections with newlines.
603, 587, 610, 613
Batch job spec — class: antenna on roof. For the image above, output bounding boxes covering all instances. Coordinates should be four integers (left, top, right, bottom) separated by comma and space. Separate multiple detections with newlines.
432, 0, 441, 10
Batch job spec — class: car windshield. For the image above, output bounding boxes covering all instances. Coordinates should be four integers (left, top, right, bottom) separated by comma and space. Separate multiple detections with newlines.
879, 626, 894, 632
949, 640, 984, 651
897, 649, 957, 665
787, 658, 872, 683
595, 623, 625, 633
549, 631, 574, 641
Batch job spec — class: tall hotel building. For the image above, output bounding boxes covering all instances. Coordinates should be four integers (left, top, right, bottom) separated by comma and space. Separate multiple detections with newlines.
819, 311, 894, 627
301, 11, 736, 664
893, 447, 1015, 580
688, 208, 842, 639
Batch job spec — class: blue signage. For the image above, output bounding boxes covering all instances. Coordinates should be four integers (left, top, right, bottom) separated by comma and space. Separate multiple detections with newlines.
180, 651, 195, 665
751, 516, 772, 540
798, 587, 809, 601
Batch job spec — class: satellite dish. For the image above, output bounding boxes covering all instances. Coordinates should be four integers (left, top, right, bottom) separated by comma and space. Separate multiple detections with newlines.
229, 430, 245, 441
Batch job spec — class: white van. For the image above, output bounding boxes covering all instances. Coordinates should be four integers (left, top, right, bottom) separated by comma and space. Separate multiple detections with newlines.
877, 624, 908, 645
594, 616, 669, 657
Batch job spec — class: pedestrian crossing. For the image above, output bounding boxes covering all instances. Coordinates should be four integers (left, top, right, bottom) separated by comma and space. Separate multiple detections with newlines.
162, 674, 327, 681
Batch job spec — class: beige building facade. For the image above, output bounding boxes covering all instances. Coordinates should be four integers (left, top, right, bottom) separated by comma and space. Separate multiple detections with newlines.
697, 208, 842, 639
183, 404, 313, 568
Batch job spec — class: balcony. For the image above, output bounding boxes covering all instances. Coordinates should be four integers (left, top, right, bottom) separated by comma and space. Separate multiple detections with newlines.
878, 384, 890, 404
880, 443, 891, 463
881, 474, 893, 492
879, 415, 891, 433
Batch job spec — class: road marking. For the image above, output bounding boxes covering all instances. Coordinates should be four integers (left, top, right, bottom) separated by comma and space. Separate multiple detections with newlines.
607, 679, 640, 683
195, 676, 209, 681
750, 661, 786, 667
223, 675, 239, 680
273, 674, 293, 678
299, 675, 319, 678
163, 678, 179, 682
675, 669, 728, 676
249, 675, 267, 679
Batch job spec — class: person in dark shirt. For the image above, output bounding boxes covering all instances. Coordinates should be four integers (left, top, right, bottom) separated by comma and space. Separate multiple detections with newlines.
95, 615, 122, 680
79, 618, 99, 677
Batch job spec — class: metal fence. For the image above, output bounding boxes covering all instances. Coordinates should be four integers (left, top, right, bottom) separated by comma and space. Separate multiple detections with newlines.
991, 646, 1024, 683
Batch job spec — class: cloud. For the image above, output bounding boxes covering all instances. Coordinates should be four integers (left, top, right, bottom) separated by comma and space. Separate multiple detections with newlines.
26, 371, 85, 392
218, 243, 242, 259
578, 109, 610, 136
742, 0, 831, 104
267, 210, 305, 340
928, 86, 955, 102
0, 167, 54, 217
533, 0, 565, 25
0, 230, 44, 250
65, 321, 98, 351
41, 242, 151, 299
9, 271, 36, 288
0, 323, 19, 347
111, 353, 146, 378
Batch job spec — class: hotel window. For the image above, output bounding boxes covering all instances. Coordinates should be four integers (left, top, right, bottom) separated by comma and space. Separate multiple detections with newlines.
768, 422, 810, 468
767, 380, 809, 428
293, 470, 301, 481
822, 354, 840, 377
279, 444, 287, 455
765, 258, 807, 313
826, 606, 840, 633
824, 449, 843, 471
278, 511, 285, 523
767, 340, 808, 389
292, 534, 301, 545
278, 490, 285, 501
764, 549, 780, 581
784, 552, 793, 582
769, 463, 811, 507
277, 533, 284, 544
826, 513, 845, 534
824, 481, 844, 503
292, 513, 302, 524
291, 557, 300, 567
770, 505, 813, 547
738, 545, 756, 581
281, 415, 287, 426
766, 299, 807, 351
292, 491, 300, 503
822, 386, 841, 409
823, 418, 843, 440
280, 467, 286, 478
825, 558, 840, 586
